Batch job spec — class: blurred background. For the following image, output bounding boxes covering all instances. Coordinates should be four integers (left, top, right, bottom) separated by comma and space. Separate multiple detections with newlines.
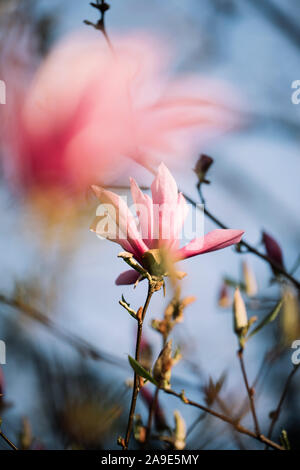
0, 0, 299, 450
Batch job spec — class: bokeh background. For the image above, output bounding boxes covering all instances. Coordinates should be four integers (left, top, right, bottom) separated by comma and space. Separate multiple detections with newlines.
0, 0, 299, 450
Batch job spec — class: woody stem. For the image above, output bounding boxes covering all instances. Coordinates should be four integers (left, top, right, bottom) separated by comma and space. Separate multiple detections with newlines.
124, 283, 154, 450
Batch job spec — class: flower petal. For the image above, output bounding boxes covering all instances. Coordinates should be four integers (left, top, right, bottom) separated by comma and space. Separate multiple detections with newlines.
176, 229, 244, 260
115, 270, 141, 285
91, 185, 148, 259
151, 163, 178, 206
151, 163, 179, 247
169, 193, 189, 251
130, 177, 153, 248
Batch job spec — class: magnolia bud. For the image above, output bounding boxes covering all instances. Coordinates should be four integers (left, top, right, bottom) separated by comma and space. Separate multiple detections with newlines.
281, 286, 300, 345
194, 154, 214, 184
262, 232, 284, 273
218, 283, 231, 308
233, 288, 248, 334
242, 261, 258, 297
153, 341, 173, 389
173, 410, 186, 450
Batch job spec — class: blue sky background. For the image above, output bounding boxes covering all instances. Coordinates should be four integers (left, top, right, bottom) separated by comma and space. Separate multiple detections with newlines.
1, 0, 300, 449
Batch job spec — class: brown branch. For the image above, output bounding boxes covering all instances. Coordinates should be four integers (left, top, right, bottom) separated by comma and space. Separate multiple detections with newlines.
266, 364, 300, 448
237, 349, 261, 437
246, 0, 300, 50
163, 388, 284, 451
194, 187, 300, 290
84, 1, 114, 51
123, 283, 154, 450
0, 431, 18, 450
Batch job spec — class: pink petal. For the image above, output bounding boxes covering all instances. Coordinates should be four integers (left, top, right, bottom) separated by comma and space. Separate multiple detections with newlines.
151, 163, 178, 206
175, 192, 189, 236
130, 177, 153, 248
168, 193, 189, 251
91, 185, 148, 259
115, 270, 141, 285
176, 229, 244, 260
151, 163, 179, 246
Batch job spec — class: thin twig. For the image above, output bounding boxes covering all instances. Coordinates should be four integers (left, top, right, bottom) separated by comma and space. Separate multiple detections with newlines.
195, 186, 300, 290
124, 283, 154, 450
0, 295, 123, 368
163, 388, 284, 451
237, 349, 261, 437
266, 364, 300, 448
84, 0, 114, 52
0, 431, 18, 450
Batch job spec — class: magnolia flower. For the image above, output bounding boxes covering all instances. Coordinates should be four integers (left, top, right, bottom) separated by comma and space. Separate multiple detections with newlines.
91, 163, 244, 285
5, 32, 238, 193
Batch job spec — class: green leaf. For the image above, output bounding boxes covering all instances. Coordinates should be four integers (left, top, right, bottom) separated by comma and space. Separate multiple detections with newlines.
248, 299, 283, 339
128, 356, 158, 386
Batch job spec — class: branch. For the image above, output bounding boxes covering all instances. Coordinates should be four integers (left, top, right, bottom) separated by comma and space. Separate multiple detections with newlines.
123, 283, 155, 450
246, 0, 300, 50
163, 388, 284, 451
237, 348, 261, 437
194, 187, 300, 290
0, 431, 18, 450
266, 364, 300, 448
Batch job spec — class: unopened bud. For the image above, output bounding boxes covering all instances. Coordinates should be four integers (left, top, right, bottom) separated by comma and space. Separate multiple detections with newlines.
242, 261, 258, 297
134, 415, 146, 444
218, 283, 231, 308
173, 411, 186, 450
262, 232, 284, 273
194, 154, 214, 184
233, 288, 248, 334
281, 286, 300, 345
153, 340, 177, 389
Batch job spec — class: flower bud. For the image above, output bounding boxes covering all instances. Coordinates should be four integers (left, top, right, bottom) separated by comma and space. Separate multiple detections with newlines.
153, 340, 181, 389
153, 341, 173, 389
281, 286, 300, 345
242, 261, 258, 297
233, 288, 248, 335
194, 154, 214, 184
173, 410, 186, 450
218, 283, 231, 308
262, 232, 284, 273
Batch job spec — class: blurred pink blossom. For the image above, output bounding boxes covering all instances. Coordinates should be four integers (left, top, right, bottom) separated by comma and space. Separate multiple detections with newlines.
4, 32, 239, 193
262, 231, 285, 272
91, 163, 244, 284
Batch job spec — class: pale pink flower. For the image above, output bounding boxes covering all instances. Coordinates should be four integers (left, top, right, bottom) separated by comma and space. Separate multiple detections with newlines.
91, 163, 244, 285
5, 32, 238, 192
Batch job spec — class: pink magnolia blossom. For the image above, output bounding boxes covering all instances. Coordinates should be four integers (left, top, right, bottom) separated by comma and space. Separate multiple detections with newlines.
91, 163, 244, 285
5, 32, 238, 193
